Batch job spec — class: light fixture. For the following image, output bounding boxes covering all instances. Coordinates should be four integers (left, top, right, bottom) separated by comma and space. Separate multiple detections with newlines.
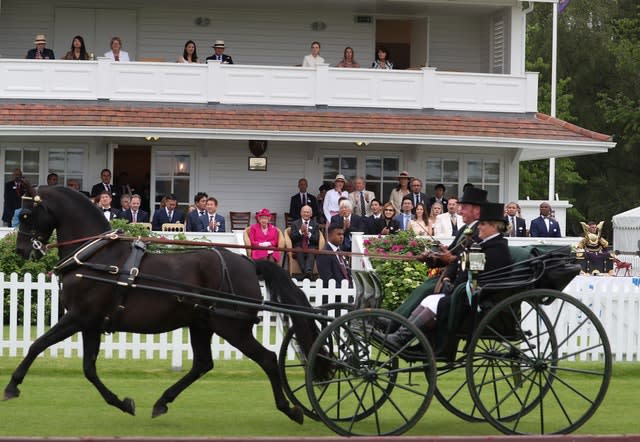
249, 140, 268, 156
311, 21, 327, 31
354, 141, 369, 147
194, 17, 210, 26
144, 136, 159, 141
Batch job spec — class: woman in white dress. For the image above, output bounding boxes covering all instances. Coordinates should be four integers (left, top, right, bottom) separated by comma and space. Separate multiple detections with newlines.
323, 174, 348, 223
302, 41, 324, 67
409, 202, 431, 236
104, 36, 130, 62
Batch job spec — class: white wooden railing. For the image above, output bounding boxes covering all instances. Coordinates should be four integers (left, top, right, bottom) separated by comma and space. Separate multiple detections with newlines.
0, 59, 539, 113
2, 272, 639, 371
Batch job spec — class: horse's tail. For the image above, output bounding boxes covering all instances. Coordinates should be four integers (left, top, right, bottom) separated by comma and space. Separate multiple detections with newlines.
254, 260, 320, 357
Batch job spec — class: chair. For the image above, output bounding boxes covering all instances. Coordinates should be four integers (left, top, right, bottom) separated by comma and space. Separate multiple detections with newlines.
284, 212, 295, 229
244, 226, 285, 265
255, 211, 277, 227
283, 227, 325, 277
229, 211, 251, 230
134, 222, 152, 231
161, 223, 185, 232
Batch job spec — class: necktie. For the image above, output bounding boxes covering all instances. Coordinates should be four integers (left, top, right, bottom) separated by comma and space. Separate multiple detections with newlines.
168, 211, 173, 221
103, 208, 110, 212
415, 193, 420, 206
451, 216, 458, 235
511, 217, 516, 237
132, 211, 137, 223
115, 55, 119, 61
302, 193, 307, 207
200, 210, 205, 216
302, 220, 309, 248
360, 192, 366, 216
337, 254, 351, 282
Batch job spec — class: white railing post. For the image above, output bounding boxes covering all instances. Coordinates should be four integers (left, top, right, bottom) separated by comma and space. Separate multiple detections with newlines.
524, 71, 539, 113
207, 61, 222, 103
422, 67, 438, 109
96, 58, 111, 100
315, 64, 330, 106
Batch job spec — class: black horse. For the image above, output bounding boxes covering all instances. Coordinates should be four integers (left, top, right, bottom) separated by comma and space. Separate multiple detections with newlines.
3, 185, 322, 424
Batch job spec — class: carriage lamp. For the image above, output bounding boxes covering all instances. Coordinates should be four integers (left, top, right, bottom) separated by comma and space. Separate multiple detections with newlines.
468, 244, 486, 272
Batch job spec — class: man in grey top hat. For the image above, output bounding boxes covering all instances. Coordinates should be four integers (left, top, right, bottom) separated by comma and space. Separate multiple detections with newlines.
206, 40, 233, 64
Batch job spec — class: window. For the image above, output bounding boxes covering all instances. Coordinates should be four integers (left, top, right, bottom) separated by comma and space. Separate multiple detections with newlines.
466, 159, 500, 202
3, 148, 39, 186
322, 153, 400, 201
322, 155, 357, 185
154, 152, 191, 209
425, 158, 459, 200
48, 149, 84, 189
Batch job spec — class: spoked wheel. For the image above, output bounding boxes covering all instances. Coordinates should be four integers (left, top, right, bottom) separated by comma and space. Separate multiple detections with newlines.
466, 289, 612, 435
278, 303, 353, 420
305, 309, 437, 436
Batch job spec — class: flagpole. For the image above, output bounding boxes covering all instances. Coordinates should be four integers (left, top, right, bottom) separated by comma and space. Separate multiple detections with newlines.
549, 1, 558, 201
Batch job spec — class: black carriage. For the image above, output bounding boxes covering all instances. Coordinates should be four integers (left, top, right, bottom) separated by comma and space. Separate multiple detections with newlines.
278, 244, 612, 436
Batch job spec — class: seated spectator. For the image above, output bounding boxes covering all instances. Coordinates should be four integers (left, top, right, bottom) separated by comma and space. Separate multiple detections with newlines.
63, 35, 90, 60
97, 191, 120, 221
409, 202, 431, 236
302, 41, 324, 67
336, 46, 360, 68
330, 199, 365, 252
178, 40, 199, 63
289, 205, 320, 278
427, 183, 448, 212
248, 208, 281, 262
428, 202, 444, 234
200, 197, 225, 232
395, 197, 414, 231
371, 46, 392, 70
206, 40, 233, 64
317, 223, 352, 287
104, 36, 130, 62
434, 197, 462, 237
151, 194, 184, 230
186, 192, 208, 232
26, 34, 55, 59
289, 178, 318, 221
380, 202, 401, 235
120, 194, 131, 212
46, 173, 59, 186
365, 198, 384, 234
119, 194, 149, 223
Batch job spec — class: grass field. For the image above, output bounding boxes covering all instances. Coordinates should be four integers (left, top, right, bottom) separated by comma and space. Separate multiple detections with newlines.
0, 355, 637, 437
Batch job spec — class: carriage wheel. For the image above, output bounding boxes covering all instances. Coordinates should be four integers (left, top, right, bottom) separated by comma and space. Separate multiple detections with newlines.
466, 289, 612, 435
305, 309, 436, 436
278, 302, 353, 420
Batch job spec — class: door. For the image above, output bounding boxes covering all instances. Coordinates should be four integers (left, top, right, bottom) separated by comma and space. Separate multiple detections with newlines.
113, 145, 151, 213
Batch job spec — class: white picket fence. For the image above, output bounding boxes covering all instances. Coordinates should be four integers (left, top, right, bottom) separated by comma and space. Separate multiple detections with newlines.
2, 273, 639, 371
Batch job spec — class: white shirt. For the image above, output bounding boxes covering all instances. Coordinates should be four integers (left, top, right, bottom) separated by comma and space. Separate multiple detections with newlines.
323, 189, 348, 223
302, 54, 325, 67
104, 50, 130, 62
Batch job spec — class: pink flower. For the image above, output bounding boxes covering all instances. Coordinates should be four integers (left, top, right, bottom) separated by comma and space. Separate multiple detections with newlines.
406, 252, 413, 257
409, 240, 418, 247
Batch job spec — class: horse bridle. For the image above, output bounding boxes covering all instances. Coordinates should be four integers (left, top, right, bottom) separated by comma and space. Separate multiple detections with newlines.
18, 195, 51, 257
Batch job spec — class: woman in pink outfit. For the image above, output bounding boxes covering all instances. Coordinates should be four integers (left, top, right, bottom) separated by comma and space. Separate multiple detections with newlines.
248, 208, 281, 262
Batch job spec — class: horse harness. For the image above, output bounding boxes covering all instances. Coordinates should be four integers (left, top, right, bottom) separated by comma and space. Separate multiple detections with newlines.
54, 231, 258, 332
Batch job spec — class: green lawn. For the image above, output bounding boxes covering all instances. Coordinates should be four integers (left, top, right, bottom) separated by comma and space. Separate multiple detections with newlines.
0, 355, 637, 437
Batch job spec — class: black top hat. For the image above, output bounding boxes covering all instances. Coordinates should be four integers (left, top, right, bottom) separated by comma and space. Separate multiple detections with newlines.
478, 202, 506, 222
458, 187, 488, 205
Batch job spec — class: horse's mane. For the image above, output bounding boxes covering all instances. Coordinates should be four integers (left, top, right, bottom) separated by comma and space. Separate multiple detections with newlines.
39, 186, 111, 232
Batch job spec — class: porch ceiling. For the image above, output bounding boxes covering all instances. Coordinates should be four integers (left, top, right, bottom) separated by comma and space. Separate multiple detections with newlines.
0, 101, 614, 160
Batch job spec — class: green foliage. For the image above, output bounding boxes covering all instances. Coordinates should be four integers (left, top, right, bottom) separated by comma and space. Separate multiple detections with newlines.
0, 232, 59, 276
364, 231, 433, 310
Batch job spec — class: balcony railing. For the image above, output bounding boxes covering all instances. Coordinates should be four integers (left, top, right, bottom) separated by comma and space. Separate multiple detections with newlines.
0, 59, 539, 113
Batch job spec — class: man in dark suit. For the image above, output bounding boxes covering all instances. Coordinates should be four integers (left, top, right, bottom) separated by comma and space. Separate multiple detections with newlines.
151, 194, 185, 230
90, 169, 120, 208
288, 178, 318, 221
365, 198, 385, 234
317, 223, 352, 288
97, 191, 120, 221
3, 168, 26, 227
25, 34, 55, 59
186, 192, 208, 232
289, 205, 320, 277
409, 178, 427, 214
199, 197, 226, 232
427, 183, 448, 212
329, 199, 365, 252
205, 40, 233, 64
529, 201, 562, 237
119, 194, 149, 223
504, 201, 527, 237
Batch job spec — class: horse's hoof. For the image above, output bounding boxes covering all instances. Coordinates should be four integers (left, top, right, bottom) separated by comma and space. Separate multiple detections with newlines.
122, 397, 136, 416
151, 403, 168, 418
2, 387, 20, 401
289, 405, 304, 425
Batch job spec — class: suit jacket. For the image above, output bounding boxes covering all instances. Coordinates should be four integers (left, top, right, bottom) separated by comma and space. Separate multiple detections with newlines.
433, 212, 463, 237
348, 190, 376, 217
26, 48, 55, 59
3, 179, 26, 224
119, 209, 150, 223
288, 192, 318, 220
330, 214, 365, 251
407, 192, 427, 214
445, 234, 512, 286
206, 54, 233, 64
529, 216, 561, 238
289, 218, 320, 248
378, 217, 401, 235
151, 208, 185, 230
199, 213, 226, 232
186, 209, 206, 232
99, 207, 120, 221
317, 244, 352, 287
90, 182, 120, 207
504, 215, 527, 237
427, 196, 448, 212
395, 212, 414, 231
365, 215, 384, 235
